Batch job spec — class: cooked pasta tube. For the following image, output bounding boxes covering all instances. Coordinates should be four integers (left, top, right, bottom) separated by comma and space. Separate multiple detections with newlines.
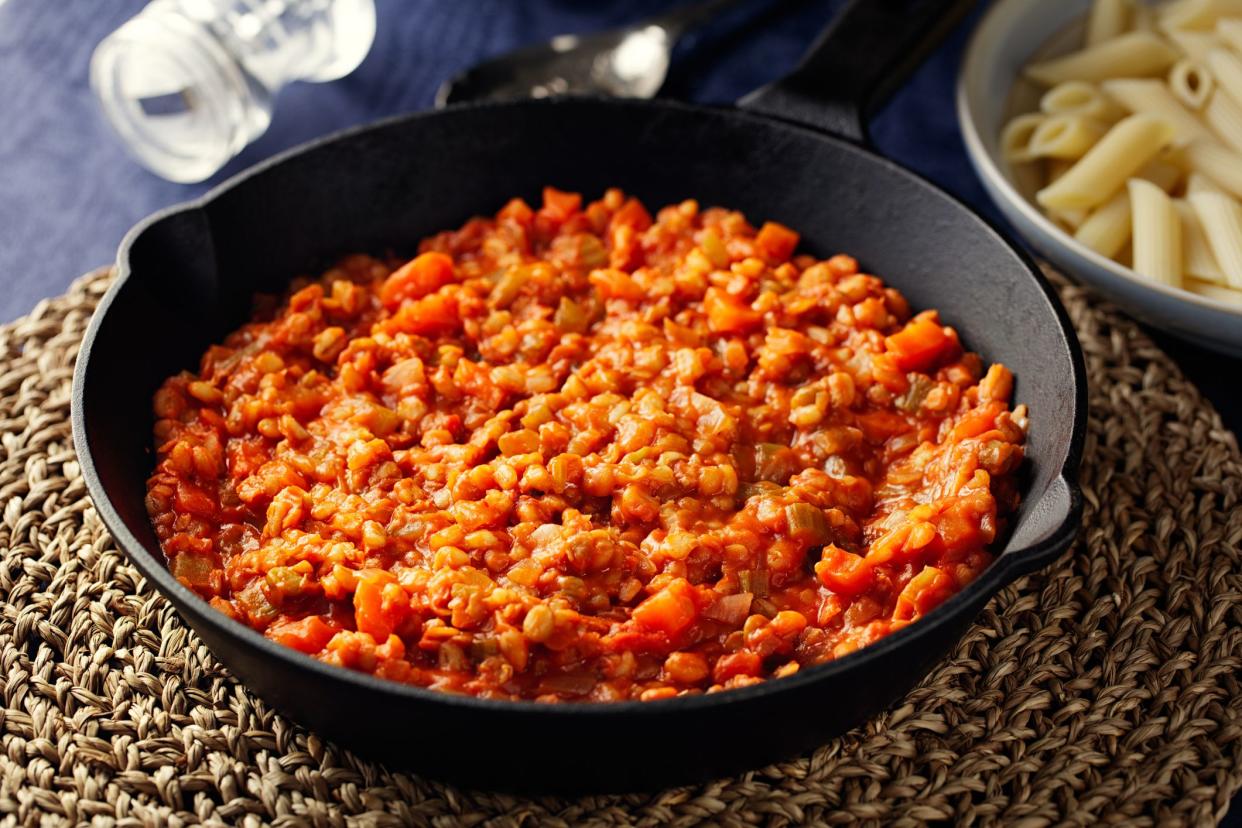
1182, 138, 1242, 197
1185, 276, 1242, 303
1075, 192, 1136, 256
1207, 48, 1242, 105
1037, 114, 1176, 210
1165, 29, 1222, 60
1001, 113, 1046, 162
1087, 0, 1134, 44
1128, 179, 1184, 285
1101, 78, 1216, 144
1219, 17, 1242, 50
1187, 170, 1231, 196
1174, 198, 1227, 280
1050, 207, 1092, 230
1189, 190, 1242, 286
1204, 88, 1242, 151
1169, 59, 1214, 108
1040, 81, 1127, 122
1028, 115, 1109, 158
1160, 0, 1242, 29
1025, 31, 1180, 86
1073, 161, 1183, 256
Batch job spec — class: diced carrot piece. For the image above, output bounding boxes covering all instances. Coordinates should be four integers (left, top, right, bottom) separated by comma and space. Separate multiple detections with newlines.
632, 579, 697, 637
864, 524, 912, 567
869, 352, 911, 394
269, 615, 337, 654
497, 197, 534, 225
354, 570, 404, 641
950, 400, 1005, 441
814, 545, 874, 596
892, 566, 956, 621
978, 363, 1014, 403
936, 493, 995, 550
885, 315, 953, 373
755, 222, 800, 262
713, 650, 762, 683
590, 268, 646, 301
855, 410, 912, 443
384, 292, 460, 336
174, 481, 217, 517
704, 287, 762, 333
541, 187, 582, 222
379, 252, 455, 308
611, 197, 653, 232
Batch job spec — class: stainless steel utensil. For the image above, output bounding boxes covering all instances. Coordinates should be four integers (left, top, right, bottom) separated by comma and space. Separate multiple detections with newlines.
436, 0, 744, 107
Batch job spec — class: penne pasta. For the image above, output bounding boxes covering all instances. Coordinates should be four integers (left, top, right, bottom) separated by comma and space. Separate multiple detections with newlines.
1087, 0, 1134, 44
1168, 59, 1214, 108
1001, 113, 1046, 162
1218, 17, 1242, 50
1004, 0, 1242, 312
1174, 198, 1227, 280
1037, 114, 1176, 210
1189, 190, 1242, 286
1133, 3, 1158, 30
1204, 86, 1242, 151
1028, 114, 1109, 158
1101, 78, 1216, 144
1182, 138, 1242, 197
1025, 31, 1180, 86
1040, 81, 1127, 122
1206, 48, 1242, 105
1185, 276, 1242, 303
1072, 161, 1183, 256
1164, 29, 1223, 60
1075, 191, 1136, 256
1129, 178, 1183, 285
1187, 169, 1231, 196
1050, 207, 1092, 230
1160, 0, 1242, 29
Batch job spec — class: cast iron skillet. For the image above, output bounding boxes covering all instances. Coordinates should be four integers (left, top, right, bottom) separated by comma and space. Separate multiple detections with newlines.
72, 0, 1086, 793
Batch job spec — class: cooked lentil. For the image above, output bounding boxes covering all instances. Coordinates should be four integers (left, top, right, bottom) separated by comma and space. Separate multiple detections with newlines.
146, 188, 1027, 701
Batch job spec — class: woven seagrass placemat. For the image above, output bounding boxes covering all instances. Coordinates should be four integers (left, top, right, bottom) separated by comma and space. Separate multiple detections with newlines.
0, 268, 1239, 827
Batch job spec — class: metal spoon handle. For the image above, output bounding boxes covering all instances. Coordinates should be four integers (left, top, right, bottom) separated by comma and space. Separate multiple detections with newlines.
650, 0, 748, 39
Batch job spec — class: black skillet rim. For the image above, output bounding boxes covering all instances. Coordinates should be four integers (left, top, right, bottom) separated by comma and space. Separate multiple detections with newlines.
71, 95, 1088, 719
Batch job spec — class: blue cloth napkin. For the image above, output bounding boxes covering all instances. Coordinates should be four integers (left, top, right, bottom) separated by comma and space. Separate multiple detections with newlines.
0, 0, 988, 323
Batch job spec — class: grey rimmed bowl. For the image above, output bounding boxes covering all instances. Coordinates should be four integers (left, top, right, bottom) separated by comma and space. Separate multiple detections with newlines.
957, 0, 1242, 357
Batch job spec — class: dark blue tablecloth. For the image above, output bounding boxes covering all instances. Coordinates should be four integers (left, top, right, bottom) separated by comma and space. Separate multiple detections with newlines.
0, 0, 991, 321
1, 1, 1239, 819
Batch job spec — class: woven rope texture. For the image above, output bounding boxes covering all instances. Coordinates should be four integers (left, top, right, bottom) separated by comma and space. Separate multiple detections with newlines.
0, 270, 1238, 826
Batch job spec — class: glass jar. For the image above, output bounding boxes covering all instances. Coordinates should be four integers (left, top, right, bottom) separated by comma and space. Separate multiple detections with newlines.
92, 0, 376, 183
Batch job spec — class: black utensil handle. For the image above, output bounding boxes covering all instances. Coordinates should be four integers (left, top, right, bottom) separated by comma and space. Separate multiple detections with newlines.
738, 0, 979, 143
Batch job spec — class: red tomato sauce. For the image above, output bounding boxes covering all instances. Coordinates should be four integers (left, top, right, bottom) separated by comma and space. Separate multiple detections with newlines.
146, 188, 1027, 701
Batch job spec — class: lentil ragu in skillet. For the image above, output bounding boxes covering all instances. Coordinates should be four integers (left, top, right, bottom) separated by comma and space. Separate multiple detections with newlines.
146, 188, 1027, 701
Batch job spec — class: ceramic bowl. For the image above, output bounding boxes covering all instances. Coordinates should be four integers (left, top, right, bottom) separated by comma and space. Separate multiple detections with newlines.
957, 0, 1242, 357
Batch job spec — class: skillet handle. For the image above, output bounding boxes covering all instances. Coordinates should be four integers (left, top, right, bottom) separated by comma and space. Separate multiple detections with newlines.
998, 471, 1084, 579
737, 0, 979, 144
